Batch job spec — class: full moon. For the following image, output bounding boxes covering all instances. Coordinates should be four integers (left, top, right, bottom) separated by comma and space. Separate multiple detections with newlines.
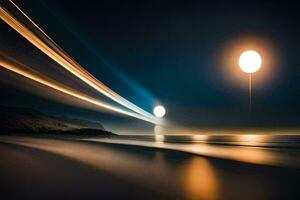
239, 50, 262, 73
153, 105, 166, 118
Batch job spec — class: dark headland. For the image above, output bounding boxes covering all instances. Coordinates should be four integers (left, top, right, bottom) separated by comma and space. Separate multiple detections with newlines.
0, 106, 116, 136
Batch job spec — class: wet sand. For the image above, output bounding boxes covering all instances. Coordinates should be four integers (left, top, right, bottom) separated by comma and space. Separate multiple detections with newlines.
0, 135, 300, 200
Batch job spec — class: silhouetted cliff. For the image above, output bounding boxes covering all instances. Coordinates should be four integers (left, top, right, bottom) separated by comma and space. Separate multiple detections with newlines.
0, 107, 115, 136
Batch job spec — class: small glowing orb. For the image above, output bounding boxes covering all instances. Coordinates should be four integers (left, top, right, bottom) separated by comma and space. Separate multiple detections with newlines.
239, 50, 262, 73
153, 105, 166, 118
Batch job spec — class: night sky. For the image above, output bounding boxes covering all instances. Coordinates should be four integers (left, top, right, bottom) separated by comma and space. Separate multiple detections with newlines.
0, 0, 299, 128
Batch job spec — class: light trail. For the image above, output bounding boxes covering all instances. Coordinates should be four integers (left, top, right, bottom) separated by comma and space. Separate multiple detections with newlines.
0, 1, 158, 123
0, 55, 158, 124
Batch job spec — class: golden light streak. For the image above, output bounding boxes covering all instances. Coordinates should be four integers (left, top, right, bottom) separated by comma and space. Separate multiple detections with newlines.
0, 56, 158, 124
0, 2, 158, 123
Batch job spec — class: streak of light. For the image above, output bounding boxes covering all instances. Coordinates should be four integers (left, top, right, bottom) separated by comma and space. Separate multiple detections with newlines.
0, 2, 159, 124
237, 134, 265, 146
83, 137, 300, 168
0, 56, 158, 124
192, 134, 208, 141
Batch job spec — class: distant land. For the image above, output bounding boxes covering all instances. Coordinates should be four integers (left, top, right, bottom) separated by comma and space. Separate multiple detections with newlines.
0, 106, 116, 136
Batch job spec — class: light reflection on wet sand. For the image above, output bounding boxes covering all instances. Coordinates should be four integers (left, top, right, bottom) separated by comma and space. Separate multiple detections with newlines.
0, 136, 220, 199
180, 158, 218, 200
84, 136, 300, 168
1, 136, 300, 199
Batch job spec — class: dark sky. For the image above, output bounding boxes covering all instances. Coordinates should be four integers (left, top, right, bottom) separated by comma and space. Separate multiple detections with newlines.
1, 0, 300, 128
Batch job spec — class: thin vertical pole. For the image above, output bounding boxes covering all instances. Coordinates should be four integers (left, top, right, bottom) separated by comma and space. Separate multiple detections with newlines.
249, 73, 252, 112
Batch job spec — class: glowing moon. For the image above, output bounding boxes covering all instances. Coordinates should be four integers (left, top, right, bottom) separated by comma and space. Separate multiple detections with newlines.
153, 105, 166, 118
239, 50, 262, 73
